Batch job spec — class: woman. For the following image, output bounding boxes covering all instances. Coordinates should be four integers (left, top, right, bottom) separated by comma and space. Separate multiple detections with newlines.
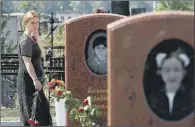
87, 36, 107, 75
17, 10, 52, 126
148, 48, 194, 121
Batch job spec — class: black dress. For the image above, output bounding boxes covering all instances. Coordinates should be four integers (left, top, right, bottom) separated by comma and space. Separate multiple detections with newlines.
148, 86, 194, 121
17, 34, 52, 126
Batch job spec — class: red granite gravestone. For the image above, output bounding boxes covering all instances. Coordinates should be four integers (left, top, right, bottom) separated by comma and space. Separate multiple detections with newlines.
107, 11, 194, 126
65, 13, 126, 126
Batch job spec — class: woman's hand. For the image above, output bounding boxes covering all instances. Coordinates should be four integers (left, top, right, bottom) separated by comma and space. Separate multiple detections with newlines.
33, 79, 42, 91
31, 31, 39, 42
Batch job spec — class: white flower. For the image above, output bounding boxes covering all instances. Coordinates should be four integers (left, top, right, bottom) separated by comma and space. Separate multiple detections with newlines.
87, 96, 92, 106
84, 105, 90, 111
66, 91, 71, 94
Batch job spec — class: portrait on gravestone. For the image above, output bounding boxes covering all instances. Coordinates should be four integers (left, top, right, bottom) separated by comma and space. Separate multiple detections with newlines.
85, 30, 107, 75
143, 39, 194, 121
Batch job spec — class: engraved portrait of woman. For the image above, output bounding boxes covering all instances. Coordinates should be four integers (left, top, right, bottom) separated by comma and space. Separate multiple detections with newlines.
85, 30, 107, 75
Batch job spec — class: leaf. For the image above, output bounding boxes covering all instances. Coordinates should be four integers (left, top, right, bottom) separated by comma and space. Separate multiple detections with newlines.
69, 111, 75, 122
155, 0, 194, 11
90, 108, 95, 116
57, 98, 60, 102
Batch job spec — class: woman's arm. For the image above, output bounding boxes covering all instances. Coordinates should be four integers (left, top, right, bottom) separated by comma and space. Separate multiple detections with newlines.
23, 56, 42, 91
23, 56, 37, 80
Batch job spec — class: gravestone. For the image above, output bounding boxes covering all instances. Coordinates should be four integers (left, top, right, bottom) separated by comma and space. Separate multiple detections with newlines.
107, 11, 194, 126
65, 13, 126, 126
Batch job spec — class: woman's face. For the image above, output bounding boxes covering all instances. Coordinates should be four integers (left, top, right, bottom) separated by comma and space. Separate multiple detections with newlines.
159, 57, 185, 91
25, 17, 39, 33
94, 44, 106, 61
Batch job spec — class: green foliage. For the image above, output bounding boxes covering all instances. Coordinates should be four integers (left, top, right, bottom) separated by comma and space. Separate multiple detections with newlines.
1, 1, 13, 13
155, 0, 194, 11
15, 1, 45, 13
46, 78, 101, 126
67, 96, 101, 126
69, 1, 110, 14
42, 24, 65, 48
57, 1, 72, 12
69, 1, 91, 14
4, 1, 111, 14
0, 15, 17, 54
53, 24, 65, 46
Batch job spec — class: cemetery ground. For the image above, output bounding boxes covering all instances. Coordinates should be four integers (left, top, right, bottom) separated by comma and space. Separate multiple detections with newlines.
1, 87, 56, 121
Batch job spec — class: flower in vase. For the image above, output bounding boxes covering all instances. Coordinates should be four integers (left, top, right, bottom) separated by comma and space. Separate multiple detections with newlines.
46, 77, 65, 100
47, 79, 65, 90
46, 82, 55, 89
56, 90, 63, 96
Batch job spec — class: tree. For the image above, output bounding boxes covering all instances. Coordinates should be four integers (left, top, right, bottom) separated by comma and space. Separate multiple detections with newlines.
12, 1, 45, 13
91, 1, 111, 12
155, 0, 194, 11
1, 0, 13, 13
42, 23, 64, 47
58, 1, 73, 12
0, 15, 17, 54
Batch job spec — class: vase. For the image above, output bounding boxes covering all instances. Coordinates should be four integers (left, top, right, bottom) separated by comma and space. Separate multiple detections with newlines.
54, 98, 67, 126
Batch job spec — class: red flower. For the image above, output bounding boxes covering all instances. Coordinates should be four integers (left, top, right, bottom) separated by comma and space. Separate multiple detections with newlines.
78, 107, 84, 113
82, 99, 88, 105
56, 90, 63, 96
33, 120, 39, 126
28, 118, 34, 124
47, 82, 55, 89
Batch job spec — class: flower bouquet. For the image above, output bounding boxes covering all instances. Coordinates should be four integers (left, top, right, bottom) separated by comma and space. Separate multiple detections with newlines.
46, 79, 65, 102
67, 96, 101, 126
46, 73, 101, 126
46, 77, 68, 126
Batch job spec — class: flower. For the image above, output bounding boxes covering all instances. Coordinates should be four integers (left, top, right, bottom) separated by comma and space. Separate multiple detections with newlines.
83, 105, 90, 111
46, 78, 65, 101
46, 82, 56, 89
82, 99, 88, 105
78, 107, 84, 113
56, 90, 63, 96
69, 96, 101, 126
87, 96, 92, 106
46, 73, 101, 126
47, 79, 64, 90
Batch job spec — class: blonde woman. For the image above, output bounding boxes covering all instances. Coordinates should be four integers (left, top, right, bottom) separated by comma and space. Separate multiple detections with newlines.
17, 10, 52, 126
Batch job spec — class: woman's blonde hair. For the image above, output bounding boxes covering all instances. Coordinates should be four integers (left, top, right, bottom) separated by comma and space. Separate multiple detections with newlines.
22, 10, 38, 30
22, 10, 45, 60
